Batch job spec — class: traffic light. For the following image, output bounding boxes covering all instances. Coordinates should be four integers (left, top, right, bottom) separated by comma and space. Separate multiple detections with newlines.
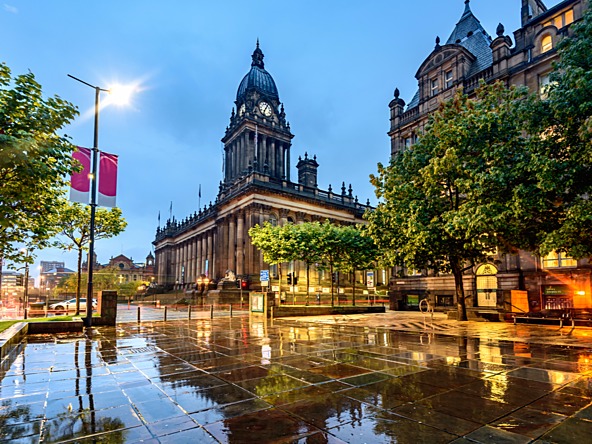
331, 272, 336, 284
15, 275, 24, 286
293, 276, 298, 285
236, 279, 241, 289
241, 280, 248, 290
287, 273, 292, 285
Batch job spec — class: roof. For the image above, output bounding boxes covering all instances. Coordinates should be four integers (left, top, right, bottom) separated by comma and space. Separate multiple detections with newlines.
446, 0, 493, 77
236, 42, 279, 102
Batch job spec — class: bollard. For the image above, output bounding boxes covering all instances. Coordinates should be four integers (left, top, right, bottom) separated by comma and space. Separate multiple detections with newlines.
188, 305, 192, 320
24, 308, 28, 320
210, 305, 214, 319
230, 304, 233, 318
164, 306, 168, 322
137, 306, 141, 323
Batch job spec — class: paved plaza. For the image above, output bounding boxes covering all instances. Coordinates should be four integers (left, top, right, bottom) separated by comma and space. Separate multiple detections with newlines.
1, 311, 592, 443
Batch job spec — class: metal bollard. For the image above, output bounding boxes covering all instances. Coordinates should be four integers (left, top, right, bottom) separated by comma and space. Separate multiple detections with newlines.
164, 306, 168, 322
137, 306, 141, 323
188, 305, 192, 320
24, 308, 28, 320
230, 304, 233, 318
210, 305, 214, 319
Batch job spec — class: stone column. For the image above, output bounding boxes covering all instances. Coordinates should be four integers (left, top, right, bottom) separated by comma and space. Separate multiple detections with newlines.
228, 217, 236, 273
286, 144, 291, 182
237, 211, 245, 275
196, 236, 202, 276
207, 231, 213, 278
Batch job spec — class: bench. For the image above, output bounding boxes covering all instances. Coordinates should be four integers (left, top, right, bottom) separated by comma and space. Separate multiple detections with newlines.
513, 309, 592, 328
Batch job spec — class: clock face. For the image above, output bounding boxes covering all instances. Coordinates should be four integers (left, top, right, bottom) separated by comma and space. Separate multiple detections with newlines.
259, 101, 272, 117
239, 104, 246, 116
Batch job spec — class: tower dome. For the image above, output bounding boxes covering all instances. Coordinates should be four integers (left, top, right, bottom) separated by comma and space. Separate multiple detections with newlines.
236, 41, 279, 102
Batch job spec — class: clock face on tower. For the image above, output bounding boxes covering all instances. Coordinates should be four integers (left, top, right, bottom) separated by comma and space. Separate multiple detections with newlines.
239, 104, 246, 116
259, 101, 272, 116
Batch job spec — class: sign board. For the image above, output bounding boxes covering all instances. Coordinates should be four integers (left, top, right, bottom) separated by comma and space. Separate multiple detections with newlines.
260, 270, 270, 287
271, 285, 279, 292
366, 271, 375, 288
251, 292, 265, 313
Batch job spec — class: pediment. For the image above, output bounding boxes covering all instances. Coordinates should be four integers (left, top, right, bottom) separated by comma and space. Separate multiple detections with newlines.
415, 44, 476, 79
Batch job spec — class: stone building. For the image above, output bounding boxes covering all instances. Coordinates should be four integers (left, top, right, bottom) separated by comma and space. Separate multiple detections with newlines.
153, 43, 371, 290
388, 0, 591, 314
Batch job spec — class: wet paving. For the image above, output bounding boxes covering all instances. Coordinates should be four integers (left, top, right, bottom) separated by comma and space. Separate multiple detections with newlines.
1, 314, 592, 443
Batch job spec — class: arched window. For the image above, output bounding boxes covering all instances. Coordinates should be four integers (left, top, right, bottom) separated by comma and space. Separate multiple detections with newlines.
541, 34, 553, 53
476, 264, 498, 308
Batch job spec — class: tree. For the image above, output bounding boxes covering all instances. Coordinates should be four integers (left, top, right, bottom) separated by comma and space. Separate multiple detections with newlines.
526, 7, 592, 258
0, 63, 78, 264
52, 199, 127, 314
367, 82, 537, 321
249, 222, 297, 287
340, 225, 378, 305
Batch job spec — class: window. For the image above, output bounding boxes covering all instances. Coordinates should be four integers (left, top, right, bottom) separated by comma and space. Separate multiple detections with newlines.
404, 136, 413, 148
542, 251, 577, 268
544, 9, 574, 29
539, 73, 552, 99
431, 78, 439, 96
541, 34, 553, 53
445, 70, 453, 89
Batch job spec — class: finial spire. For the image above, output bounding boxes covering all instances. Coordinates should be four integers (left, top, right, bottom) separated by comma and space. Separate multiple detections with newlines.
251, 39, 264, 68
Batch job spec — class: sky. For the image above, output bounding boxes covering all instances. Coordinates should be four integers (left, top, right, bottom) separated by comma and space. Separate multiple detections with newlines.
1, 0, 563, 283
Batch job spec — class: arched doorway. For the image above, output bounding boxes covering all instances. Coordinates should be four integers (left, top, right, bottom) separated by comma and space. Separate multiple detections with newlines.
476, 264, 498, 308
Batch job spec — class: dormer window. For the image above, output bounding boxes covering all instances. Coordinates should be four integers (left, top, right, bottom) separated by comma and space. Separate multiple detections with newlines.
544, 9, 574, 29
445, 70, 454, 89
541, 34, 553, 53
431, 78, 439, 96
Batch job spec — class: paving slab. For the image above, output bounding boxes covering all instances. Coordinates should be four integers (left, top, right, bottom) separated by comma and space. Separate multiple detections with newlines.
1, 312, 592, 443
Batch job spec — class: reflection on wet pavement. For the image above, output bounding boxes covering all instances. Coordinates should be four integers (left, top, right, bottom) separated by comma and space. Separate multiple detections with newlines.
1, 315, 592, 443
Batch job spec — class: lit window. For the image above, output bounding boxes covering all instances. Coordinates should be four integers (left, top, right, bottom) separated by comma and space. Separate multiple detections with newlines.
445, 70, 454, 89
541, 35, 553, 53
431, 78, 439, 96
542, 251, 577, 268
544, 9, 574, 29
539, 73, 552, 99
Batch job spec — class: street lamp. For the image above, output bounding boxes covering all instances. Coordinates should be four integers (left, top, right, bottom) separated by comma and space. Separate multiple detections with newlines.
68, 74, 134, 327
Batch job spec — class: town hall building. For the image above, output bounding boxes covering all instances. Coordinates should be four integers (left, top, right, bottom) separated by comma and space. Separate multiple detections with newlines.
153, 43, 371, 290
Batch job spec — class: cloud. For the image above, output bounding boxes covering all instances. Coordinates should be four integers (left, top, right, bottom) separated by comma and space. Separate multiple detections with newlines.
3, 4, 17, 13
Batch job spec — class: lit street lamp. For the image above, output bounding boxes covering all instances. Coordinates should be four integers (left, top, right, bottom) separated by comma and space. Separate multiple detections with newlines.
68, 74, 134, 327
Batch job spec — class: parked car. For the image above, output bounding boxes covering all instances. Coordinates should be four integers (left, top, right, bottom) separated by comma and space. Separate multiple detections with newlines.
49, 298, 97, 312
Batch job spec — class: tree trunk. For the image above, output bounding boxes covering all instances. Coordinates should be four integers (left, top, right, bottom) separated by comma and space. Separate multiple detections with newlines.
305, 264, 310, 306
352, 268, 356, 306
451, 259, 468, 321
330, 263, 334, 307
75, 248, 83, 315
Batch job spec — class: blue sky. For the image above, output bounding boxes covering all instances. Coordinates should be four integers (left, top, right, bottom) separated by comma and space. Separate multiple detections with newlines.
1, 0, 562, 281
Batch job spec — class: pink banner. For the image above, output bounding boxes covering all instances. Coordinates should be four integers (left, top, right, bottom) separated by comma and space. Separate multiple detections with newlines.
98, 151, 118, 207
69, 147, 91, 204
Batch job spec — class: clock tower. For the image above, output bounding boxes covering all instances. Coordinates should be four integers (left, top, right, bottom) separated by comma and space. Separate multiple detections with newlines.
221, 41, 294, 188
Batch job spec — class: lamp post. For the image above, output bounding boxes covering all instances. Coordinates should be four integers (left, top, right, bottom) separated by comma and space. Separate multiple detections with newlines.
68, 74, 109, 328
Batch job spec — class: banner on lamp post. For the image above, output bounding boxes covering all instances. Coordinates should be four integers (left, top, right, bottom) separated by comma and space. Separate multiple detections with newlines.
69, 147, 91, 204
97, 151, 118, 207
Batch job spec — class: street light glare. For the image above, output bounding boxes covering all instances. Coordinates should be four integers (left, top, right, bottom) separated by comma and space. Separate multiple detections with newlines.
108, 83, 135, 106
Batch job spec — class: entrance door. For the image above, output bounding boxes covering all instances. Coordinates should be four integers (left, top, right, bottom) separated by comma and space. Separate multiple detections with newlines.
476, 264, 498, 308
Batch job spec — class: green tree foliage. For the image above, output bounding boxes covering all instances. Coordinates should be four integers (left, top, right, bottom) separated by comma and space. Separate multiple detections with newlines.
52, 199, 127, 314
367, 82, 536, 321
250, 221, 377, 305
0, 63, 78, 263
527, 8, 592, 258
